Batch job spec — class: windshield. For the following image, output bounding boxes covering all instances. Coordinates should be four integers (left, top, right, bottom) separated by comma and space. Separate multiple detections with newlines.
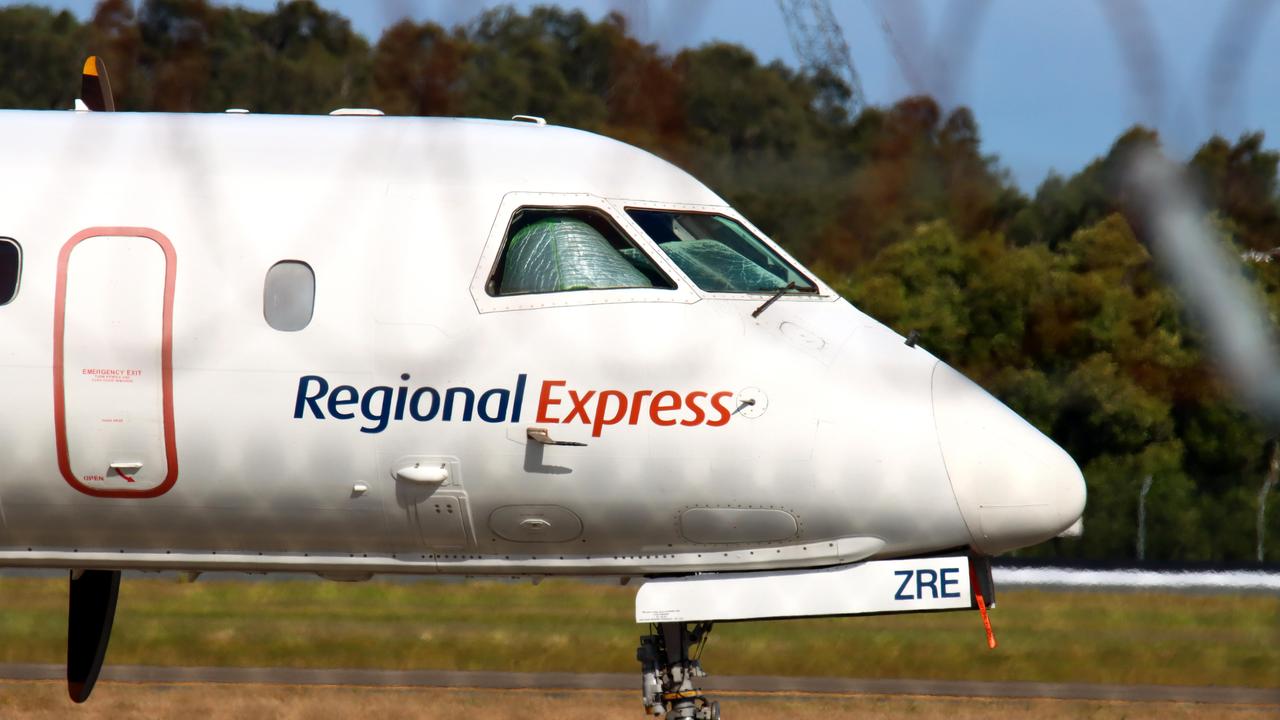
626, 209, 817, 294
490, 208, 675, 296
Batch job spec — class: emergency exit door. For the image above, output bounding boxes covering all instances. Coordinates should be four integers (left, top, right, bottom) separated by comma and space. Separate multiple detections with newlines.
54, 227, 177, 498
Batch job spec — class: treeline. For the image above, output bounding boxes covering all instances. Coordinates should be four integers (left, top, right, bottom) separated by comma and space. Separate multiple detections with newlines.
3, 1, 1279, 563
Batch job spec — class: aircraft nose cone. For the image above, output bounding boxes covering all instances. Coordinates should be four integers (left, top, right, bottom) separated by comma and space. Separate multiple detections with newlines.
931, 362, 1086, 555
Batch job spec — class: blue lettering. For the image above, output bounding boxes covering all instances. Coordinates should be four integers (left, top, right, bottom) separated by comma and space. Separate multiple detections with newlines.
394, 374, 410, 420
478, 387, 510, 423
294, 375, 329, 419
295, 374, 534, 430
328, 386, 358, 420
360, 386, 394, 434
894, 570, 913, 600
940, 567, 961, 598
511, 373, 527, 423
410, 387, 440, 421
916, 569, 938, 599
444, 387, 475, 421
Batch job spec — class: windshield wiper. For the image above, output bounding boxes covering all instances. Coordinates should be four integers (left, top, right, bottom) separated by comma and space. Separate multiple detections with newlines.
751, 282, 798, 318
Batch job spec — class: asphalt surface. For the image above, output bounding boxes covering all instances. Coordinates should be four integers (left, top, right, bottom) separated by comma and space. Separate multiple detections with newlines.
0, 664, 1276, 706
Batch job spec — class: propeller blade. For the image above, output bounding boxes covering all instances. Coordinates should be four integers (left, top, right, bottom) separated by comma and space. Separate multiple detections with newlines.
80, 56, 116, 112
67, 569, 121, 702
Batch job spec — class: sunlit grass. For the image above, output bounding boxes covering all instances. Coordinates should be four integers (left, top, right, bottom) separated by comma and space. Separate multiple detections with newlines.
0, 576, 1275, 688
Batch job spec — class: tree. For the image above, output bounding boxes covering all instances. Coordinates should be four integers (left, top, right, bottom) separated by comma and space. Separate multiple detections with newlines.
372, 20, 465, 117
1191, 133, 1280, 252
3, 0, 1279, 561
0, 7, 87, 109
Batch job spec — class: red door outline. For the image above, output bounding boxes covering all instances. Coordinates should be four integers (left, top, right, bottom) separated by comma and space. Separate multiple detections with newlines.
53, 227, 178, 498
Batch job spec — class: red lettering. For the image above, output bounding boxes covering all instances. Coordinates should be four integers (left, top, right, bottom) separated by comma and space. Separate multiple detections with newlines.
707, 391, 734, 427
592, 390, 629, 437
681, 391, 708, 426
539, 383, 737, 432
628, 390, 653, 424
536, 380, 566, 423
650, 390, 682, 426
565, 390, 596, 424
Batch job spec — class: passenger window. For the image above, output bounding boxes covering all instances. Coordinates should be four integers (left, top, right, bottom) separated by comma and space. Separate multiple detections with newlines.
0, 238, 19, 306
626, 209, 816, 294
264, 261, 315, 331
488, 208, 674, 296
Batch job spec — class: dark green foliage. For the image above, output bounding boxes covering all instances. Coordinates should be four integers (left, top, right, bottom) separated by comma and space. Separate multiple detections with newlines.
3, 2, 1279, 563
0, 6, 87, 109
1191, 134, 1280, 251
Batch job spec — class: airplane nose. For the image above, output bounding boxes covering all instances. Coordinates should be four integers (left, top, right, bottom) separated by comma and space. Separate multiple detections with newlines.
931, 362, 1087, 555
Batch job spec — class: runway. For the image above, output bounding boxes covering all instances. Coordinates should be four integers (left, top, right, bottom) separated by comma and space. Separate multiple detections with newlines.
1, 664, 1276, 706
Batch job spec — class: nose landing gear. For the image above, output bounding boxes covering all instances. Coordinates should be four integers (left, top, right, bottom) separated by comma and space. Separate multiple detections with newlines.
637, 622, 719, 719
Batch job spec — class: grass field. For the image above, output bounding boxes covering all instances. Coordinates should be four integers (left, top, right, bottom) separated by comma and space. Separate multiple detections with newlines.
3, 682, 1277, 720
0, 575, 1276, 688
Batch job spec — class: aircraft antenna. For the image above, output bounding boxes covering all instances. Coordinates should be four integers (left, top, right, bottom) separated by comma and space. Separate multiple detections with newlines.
777, 0, 867, 116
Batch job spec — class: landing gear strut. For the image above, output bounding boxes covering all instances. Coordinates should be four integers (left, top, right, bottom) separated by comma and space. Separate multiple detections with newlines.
637, 622, 719, 719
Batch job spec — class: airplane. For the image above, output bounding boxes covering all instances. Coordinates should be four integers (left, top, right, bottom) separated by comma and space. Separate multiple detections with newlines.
0, 58, 1086, 719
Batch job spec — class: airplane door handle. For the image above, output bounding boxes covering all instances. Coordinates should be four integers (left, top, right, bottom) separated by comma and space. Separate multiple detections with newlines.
393, 463, 449, 485
527, 427, 587, 447
109, 462, 143, 482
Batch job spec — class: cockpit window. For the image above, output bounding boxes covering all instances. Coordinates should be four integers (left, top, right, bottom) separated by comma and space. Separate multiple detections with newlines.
625, 210, 816, 294
488, 207, 674, 296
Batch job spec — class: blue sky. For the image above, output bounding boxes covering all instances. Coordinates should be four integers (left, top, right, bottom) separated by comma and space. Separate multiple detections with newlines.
20, 0, 1280, 191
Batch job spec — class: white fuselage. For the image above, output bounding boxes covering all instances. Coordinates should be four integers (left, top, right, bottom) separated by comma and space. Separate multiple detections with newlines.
0, 110, 1085, 578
